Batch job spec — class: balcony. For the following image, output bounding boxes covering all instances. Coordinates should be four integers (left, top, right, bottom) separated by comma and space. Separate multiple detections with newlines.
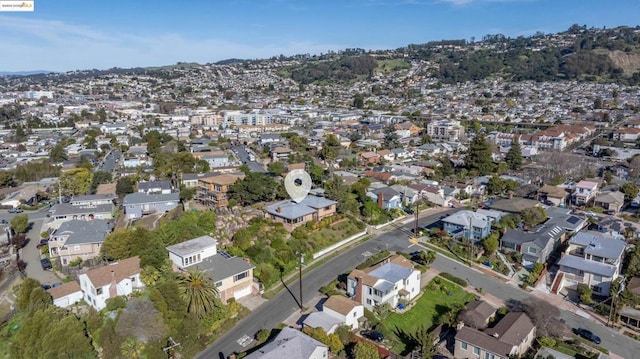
563, 273, 585, 282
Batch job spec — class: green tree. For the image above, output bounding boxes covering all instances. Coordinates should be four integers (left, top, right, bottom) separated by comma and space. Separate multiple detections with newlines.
353, 93, 365, 109
521, 206, 547, 230
267, 161, 285, 175
621, 182, 639, 202
577, 283, 592, 305
505, 140, 523, 170
90, 171, 112, 193
16, 277, 41, 311
352, 341, 380, 359
101, 227, 154, 260
466, 134, 494, 175
178, 268, 219, 318
116, 176, 136, 197
228, 172, 280, 205
49, 143, 67, 162
482, 232, 499, 255
487, 175, 505, 195
60, 168, 92, 195
10, 214, 29, 234
412, 324, 437, 358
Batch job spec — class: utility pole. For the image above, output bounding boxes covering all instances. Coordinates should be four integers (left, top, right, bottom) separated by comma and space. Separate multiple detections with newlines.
414, 199, 420, 237
608, 277, 625, 326
299, 253, 304, 312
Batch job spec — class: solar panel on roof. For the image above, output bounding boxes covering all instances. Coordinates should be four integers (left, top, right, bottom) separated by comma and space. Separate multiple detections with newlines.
566, 216, 581, 225
219, 251, 232, 259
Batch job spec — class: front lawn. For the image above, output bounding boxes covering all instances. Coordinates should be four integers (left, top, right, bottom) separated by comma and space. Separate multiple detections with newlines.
381, 278, 475, 355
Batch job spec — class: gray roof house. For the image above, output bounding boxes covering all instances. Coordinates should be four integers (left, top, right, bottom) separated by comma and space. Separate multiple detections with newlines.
123, 192, 180, 219
70, 194, 116, 206
264, 195, 337, 231
500, 223, 566, 266
48, 219, 113, 266
553, 232, 626, 296
166, 235, 256, 303
47, 202, 115, 230
137, 180, 172, 194
245, 327, 328, 359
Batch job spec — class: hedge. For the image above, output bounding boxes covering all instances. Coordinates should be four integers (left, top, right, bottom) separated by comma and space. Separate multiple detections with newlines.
439, 272, 468, 287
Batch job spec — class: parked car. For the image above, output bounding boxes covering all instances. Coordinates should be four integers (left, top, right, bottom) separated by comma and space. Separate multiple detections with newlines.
41, 284, 51, 290
40, 258, 52, 270
51, 282, 62, 288
573, 328, 601, 344
36, 239, 49, 249
361, 330, 384, 342
0, 219, 7, 224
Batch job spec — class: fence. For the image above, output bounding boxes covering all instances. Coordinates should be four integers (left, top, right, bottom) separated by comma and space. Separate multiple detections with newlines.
312, 231, 367, 259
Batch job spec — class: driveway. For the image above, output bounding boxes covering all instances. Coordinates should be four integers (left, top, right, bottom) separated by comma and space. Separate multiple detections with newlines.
19, 218, 59, 285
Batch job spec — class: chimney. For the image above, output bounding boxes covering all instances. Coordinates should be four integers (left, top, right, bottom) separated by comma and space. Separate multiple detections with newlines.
509, 192, 513, 199
109, 270, 117, 298
355, 276, 364, 304
276, 207, 281, 213
377, 192, 384, 209
243, 257, 251, 264
456, 321, 465, 331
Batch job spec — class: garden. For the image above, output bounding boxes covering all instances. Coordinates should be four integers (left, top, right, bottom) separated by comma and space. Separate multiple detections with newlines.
365, 276, 475, 355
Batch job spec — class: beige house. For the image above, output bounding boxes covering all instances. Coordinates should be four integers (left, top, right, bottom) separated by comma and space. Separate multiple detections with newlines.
264, 195, 337, 231
454, 312, 535, 359
166, 235, 255, 303
48, 219, 112, 266
537, 185, 569, 207
593, 191, 625, 214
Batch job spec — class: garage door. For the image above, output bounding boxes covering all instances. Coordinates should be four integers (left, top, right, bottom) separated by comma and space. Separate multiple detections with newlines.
234, 286, 251, 299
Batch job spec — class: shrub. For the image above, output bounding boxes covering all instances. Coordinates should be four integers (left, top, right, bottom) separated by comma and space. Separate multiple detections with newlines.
255, 329, 270, 343
525, 262, 544, 285
439, 273, 468, 287
105, 296, 127, 311
68, 257, 83, 268
537, 336, 557, 348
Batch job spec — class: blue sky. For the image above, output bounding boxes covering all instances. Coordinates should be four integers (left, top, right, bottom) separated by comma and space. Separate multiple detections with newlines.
0, 0, 639, 72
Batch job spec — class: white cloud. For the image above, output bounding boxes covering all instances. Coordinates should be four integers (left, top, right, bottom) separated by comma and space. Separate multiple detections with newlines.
0, 15, 348, 72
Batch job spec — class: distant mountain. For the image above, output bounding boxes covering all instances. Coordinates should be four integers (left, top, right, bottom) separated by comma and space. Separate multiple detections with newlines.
0, 70, 55, 76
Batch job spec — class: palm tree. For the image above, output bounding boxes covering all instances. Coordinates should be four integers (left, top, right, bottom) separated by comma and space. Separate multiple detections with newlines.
178, 268, 218, 317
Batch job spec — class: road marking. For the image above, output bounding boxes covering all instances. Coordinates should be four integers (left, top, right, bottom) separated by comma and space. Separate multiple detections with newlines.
362, 251, 372, 258
237, 335, 253, 347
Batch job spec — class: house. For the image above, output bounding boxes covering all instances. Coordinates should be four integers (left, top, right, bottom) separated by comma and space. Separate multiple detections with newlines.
166, 235, 255, 303
122, 192, 180, 219
303, 295, 365, 334
359, 151, 380, 165
347, 255, 421, 310
137, 180, 172, 194
47, 281, 83, 308
619, 306, 640, 332
364, 171, 396, 184
181, 172, 219, 189
573, 180, 599, 206
377, 149, 395, 162
197, 173, 245, 208
264, 195, 337, 231
1, 185, 42, 208
394, 121, 422, 136
78, 256, 144, 311
48, 219, 113, 266
593, 191, 625, 214
271, 146, 293, 162
487, 198, 540, 214
500, 223, 566, 267
245, 327, 328, 359
537, 185, 569, 207
552, 232, 626, 296
441, 210, 502, 241
47, 202, 114, 229
367, 187, 402, 210
411, 184, 451, 207
458, 300, 496, 329
454, 312, 536, 359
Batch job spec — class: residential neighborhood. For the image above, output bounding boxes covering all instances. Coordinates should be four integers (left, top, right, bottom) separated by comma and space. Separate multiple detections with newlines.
1, 22, 640, 359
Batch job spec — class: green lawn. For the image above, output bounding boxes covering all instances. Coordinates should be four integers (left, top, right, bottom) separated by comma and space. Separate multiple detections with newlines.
383, 278, 475, 354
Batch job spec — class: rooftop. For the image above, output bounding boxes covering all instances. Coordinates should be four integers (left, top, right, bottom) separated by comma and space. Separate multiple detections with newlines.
569, 232, 626, 259
166, 235, 218, 257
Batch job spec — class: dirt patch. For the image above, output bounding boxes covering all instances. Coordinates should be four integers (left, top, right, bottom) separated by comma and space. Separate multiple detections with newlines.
609, 50, 640, 75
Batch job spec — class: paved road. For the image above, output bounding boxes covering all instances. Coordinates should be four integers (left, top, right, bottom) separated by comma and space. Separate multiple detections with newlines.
96, 149, 122, 173
200, 209, 457, 359
19, 218, 59, 285
231, 146, 266, 173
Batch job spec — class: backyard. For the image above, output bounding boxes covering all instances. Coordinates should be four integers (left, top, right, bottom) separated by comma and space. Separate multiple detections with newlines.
373, 276, 475, 355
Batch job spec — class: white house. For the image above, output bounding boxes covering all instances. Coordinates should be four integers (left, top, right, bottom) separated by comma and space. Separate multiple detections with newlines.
573, 180, 599, 206
47, 281, 83, 308
347, 255, 421, 310
78, 256, 144, 311
303, 295, 364, 334
166, 235, 255, 303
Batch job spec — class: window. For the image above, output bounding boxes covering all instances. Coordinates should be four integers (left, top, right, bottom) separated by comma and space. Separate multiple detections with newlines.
528, 247, 538, 254
234, 271, 248, 282
593, 275, 602, 282
461, 342, 467, 350
473, 347, 480, 356
215, 281, 222, 287
484, 354, 495, 359
592, 285, 602, 293
96, 287, 103, 295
